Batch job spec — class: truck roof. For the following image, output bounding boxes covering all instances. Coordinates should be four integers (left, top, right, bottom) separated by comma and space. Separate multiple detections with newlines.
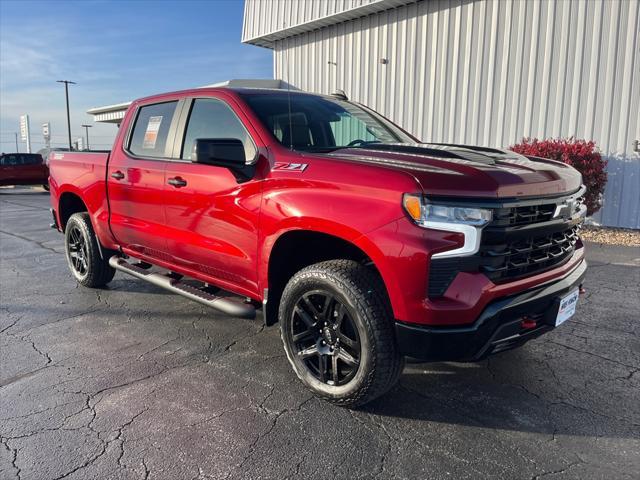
133, 86, 330, 105
88, 80, 332, 124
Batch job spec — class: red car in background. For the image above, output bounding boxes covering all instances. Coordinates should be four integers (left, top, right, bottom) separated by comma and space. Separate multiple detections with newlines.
0, 153, 49, 190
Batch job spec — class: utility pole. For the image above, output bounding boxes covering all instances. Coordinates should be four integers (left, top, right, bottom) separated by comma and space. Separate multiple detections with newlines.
81, 124, 92, 151
14, 132, 19, 152
56, 80, 76, 150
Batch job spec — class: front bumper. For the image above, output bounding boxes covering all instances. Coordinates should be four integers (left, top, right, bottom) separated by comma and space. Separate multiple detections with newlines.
394, 258, 587, 361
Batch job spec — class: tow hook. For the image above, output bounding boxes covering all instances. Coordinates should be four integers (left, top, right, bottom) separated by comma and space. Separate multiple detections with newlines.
521, 316, 537, 330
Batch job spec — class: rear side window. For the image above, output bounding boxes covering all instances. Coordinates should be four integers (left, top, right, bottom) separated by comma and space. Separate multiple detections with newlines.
128, 101, 178, 158
181, 98, 256, 162
21, 154, 42, 165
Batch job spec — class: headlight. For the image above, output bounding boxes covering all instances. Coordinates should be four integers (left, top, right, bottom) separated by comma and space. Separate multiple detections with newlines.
402, 194, 492, 227
402, 194, 492, 258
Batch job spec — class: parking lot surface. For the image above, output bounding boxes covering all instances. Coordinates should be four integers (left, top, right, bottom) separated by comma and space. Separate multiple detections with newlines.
1, 188, 639, 480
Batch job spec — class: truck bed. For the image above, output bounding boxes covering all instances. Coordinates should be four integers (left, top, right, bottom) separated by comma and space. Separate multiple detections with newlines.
48, 150, 112, 246
49, 150, 110, 179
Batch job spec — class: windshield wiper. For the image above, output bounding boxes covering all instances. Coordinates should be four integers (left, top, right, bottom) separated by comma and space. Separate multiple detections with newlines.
296, 141, 389, 153
322, 141, 386, 152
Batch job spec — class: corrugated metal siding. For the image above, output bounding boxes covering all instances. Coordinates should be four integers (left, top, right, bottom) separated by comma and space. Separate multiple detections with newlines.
269, 0, 640, 228
242, 0, 415, 47
242, 0, 377, 42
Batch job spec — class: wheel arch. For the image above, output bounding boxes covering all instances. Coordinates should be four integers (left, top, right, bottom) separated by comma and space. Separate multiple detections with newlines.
58, 191, 89, 231
263, 228, 393, 326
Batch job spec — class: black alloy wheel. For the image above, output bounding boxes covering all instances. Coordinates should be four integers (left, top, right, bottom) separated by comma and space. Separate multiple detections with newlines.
279, 260, 404, 407
291, 290, 361, 386
67, 224, 89, 277
64, 212, 115, 288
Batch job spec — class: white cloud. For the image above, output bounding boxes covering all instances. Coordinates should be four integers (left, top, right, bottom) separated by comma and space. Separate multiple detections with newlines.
0, 40, 59, 83
0, 22, 122, 151
0, 3, 273, 152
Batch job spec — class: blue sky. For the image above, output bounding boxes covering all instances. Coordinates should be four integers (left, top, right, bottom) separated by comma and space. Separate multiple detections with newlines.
0, 0, 272, 152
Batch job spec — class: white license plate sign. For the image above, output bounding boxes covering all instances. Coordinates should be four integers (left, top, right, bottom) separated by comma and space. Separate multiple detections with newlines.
555, 288, 579, 326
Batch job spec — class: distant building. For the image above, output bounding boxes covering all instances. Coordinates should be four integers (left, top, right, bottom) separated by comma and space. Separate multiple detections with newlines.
86, 102, 132, 126
242, 0, 639, 228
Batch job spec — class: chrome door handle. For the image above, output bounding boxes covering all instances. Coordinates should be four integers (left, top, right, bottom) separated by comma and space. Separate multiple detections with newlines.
111, 171, 125, 180
168, 177, 187, 188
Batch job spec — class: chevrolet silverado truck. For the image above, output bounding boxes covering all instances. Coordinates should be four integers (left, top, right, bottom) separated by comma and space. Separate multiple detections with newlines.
48, 86, 587, 406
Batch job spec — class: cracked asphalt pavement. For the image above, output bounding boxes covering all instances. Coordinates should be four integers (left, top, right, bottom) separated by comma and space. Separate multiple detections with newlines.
1, 188, 639, 480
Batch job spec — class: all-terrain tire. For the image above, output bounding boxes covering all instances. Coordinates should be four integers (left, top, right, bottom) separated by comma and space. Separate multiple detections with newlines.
64, 212, 115, 288
279, 259, 404, 407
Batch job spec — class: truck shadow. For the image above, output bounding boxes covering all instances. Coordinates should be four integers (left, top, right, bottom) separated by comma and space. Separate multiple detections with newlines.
362, 353, 639, 440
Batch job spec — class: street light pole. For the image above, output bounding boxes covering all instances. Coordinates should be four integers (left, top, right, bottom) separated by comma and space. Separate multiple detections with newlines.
81, 124, 92, 151
56, 80, 76, 150
14, 132, 19, 152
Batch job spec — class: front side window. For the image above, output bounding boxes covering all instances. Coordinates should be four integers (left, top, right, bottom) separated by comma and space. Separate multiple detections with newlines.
181, 98, 257, 162
241, 93, 412, 152
129, 101, 178, 158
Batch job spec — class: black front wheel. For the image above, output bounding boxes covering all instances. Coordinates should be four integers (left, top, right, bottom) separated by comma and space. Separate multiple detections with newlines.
279, 260, 403, 407
64, 212, 115, 288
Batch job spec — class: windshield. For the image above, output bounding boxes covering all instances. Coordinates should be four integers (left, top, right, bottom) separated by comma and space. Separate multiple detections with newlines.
240, 92, 412, 152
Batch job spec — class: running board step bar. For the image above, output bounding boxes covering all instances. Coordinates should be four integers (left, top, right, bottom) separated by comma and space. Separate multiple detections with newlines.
109, 256, 256, 319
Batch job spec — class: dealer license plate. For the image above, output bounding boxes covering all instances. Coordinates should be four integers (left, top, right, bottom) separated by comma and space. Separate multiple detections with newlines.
555, 288, 579, 326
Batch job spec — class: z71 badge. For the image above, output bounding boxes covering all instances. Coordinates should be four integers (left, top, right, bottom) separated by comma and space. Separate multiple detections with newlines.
273, 162, 308, 172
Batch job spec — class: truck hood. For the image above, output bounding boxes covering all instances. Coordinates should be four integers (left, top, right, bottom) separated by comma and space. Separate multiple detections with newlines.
324, 143, 582, 198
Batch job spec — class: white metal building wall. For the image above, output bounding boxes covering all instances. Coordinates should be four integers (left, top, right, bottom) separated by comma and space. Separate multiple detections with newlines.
243, 0, 376, 43
242, 0, 415, 46
246, 0, 640, 228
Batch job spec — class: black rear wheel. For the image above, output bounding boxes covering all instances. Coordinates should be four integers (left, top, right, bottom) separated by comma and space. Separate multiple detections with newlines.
64, 212, 115, 288
279, 260, 403, 407
67, 224, 90, 276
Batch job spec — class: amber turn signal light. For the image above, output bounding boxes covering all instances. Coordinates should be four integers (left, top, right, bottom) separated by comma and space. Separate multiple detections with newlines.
403, 194, 422, 221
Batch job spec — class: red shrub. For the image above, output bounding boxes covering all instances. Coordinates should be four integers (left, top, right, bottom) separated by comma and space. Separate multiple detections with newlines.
510, 138, 608, 215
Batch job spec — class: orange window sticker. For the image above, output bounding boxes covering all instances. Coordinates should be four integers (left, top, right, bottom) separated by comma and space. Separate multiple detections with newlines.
142, 116, 163, 149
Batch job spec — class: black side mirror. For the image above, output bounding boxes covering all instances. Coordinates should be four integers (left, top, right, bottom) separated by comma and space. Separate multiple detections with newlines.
194, 138, 246, 167
193, 138, 255, 182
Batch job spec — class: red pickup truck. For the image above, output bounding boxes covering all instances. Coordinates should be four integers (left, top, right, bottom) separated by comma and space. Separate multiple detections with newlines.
1, 152, 49, 190
49, 86, 587, 406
